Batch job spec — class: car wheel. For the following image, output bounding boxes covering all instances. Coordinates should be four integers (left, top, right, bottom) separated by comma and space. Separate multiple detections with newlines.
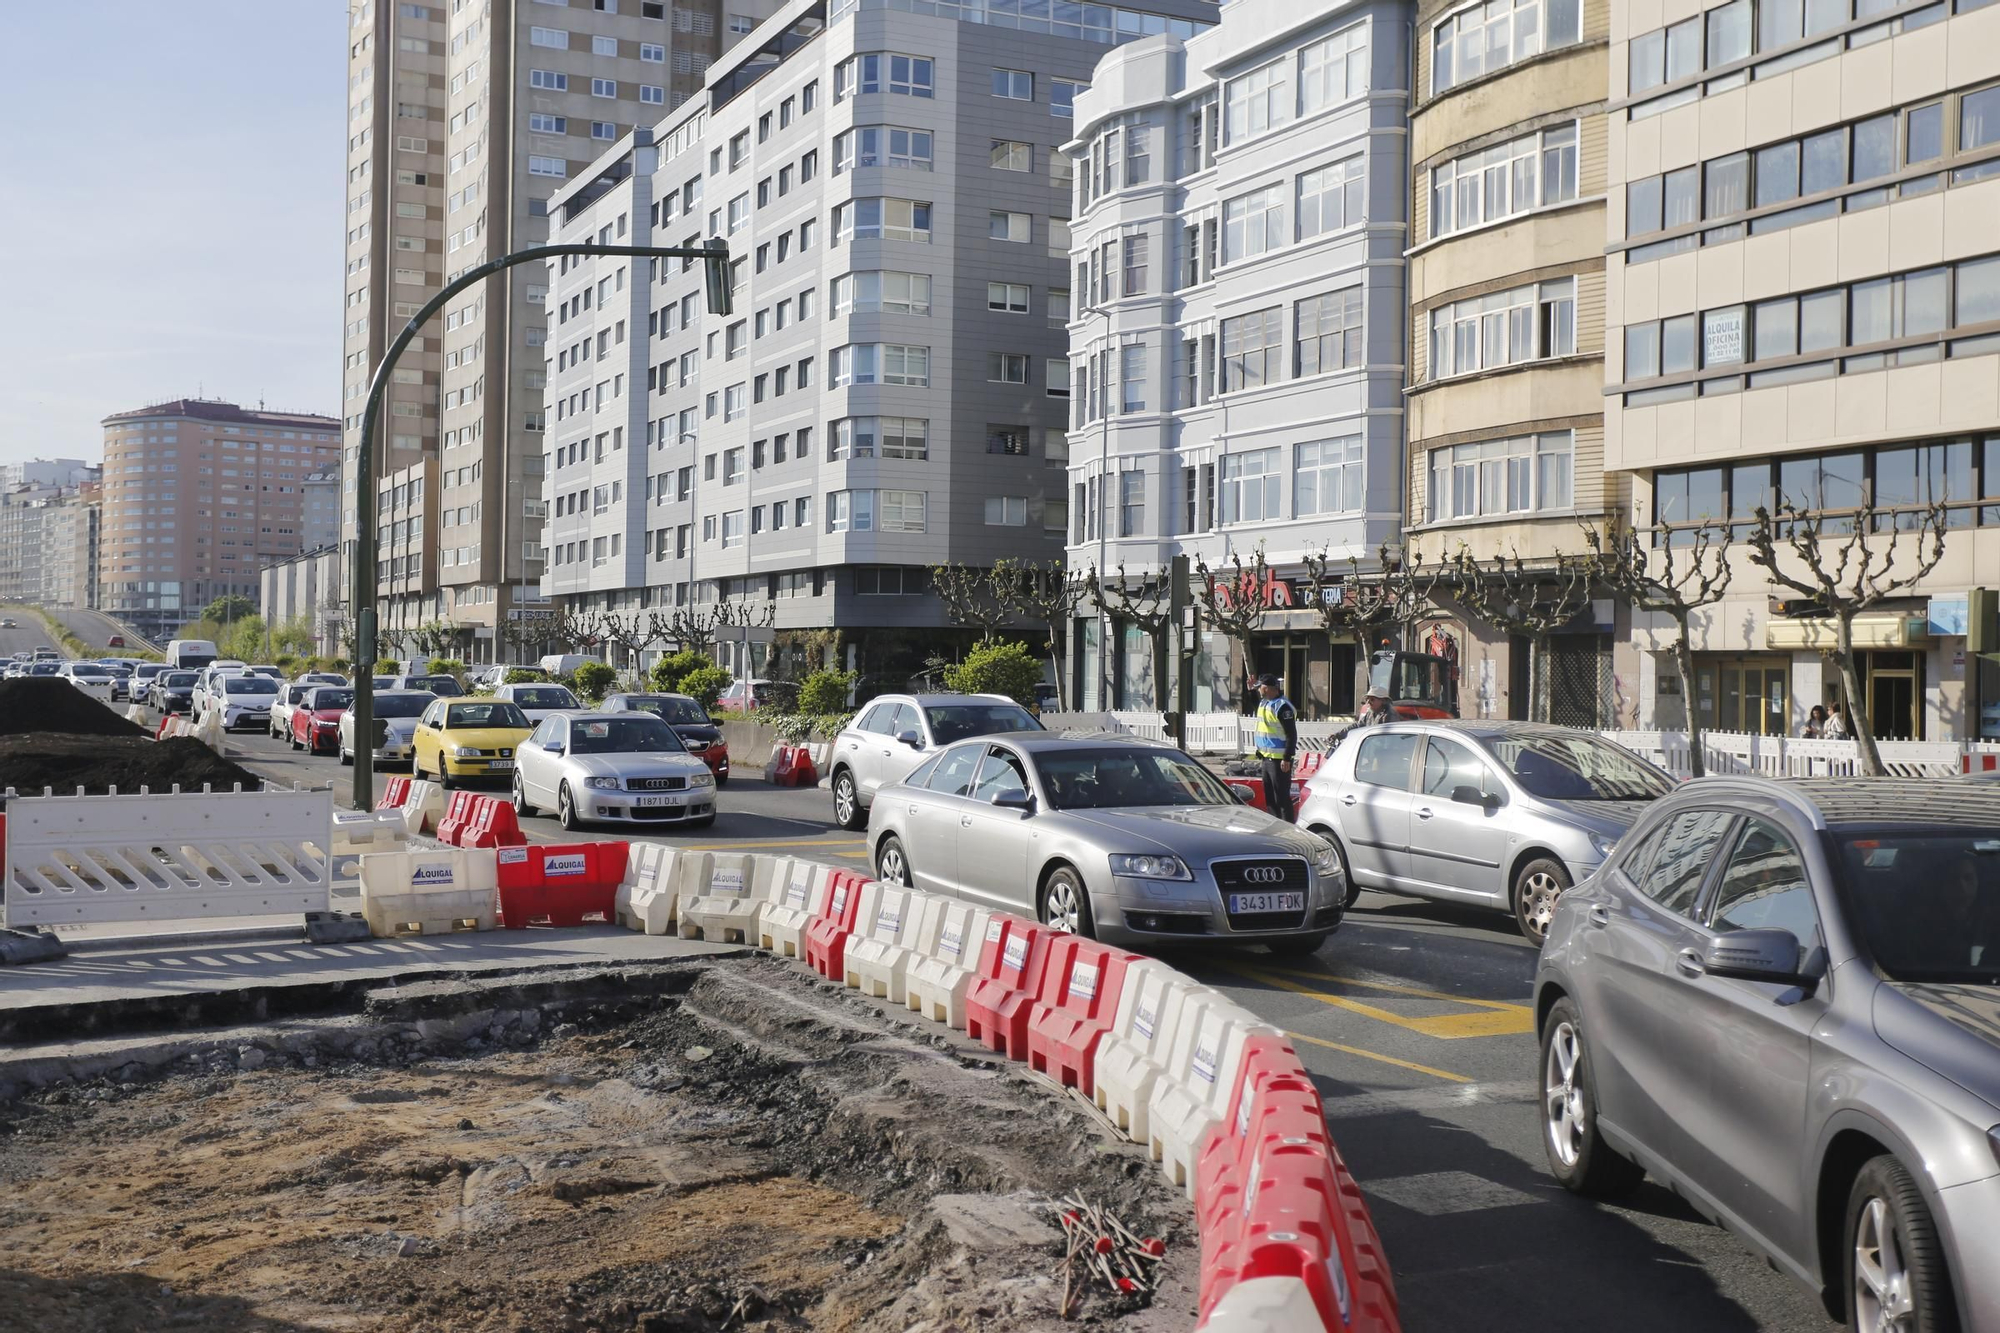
1848, 1156, 1956, 1333
1513, 856, 1572, 946
1040, 866, 1096, 939
557, 781, 582, 831
1540, 997, 1644, 1198
435, 761, 454, 791
875, 835, 912, 887
1310, 826, 1361, 909
1265, 933, 1329, 957
339, 747, 353, 767
832, 770, 865, 831
512, 772, 537, 818
714, 772, 729, 788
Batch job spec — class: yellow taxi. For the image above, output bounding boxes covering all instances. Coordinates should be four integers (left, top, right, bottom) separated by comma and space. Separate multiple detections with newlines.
412, 697, 534, 788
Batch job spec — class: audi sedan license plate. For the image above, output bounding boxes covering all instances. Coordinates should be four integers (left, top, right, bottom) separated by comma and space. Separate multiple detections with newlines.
1227, 891, 1305, 915
636, 794, 685, 808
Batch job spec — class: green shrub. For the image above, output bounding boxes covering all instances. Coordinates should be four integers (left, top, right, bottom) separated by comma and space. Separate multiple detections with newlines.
647, 648, 709, 694
679, 665, 733, 709
572, 660, 618, 703
797, 668, 856, 715
502, 666, 549, 684
941, 640, 1044, 709
427, 657, 468, 680
763, 711, 855, 744
372, 658, 399, 676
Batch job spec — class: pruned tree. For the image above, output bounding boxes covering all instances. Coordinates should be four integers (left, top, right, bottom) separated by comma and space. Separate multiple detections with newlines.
929, 561, 1016, 640
1584, 522, 1733, 776
1448, 544, 1598, 723
408, 619, 459, 658
1085, 563, 1173, 713
1300, 542, 1450, 702
1745, 499, 1948, 776
1004, 558, 1087, 712
599, 607, 670, 673
714, 597, 778, 675
1193, 547, 1277, 713
654, 604, 722, 657
500, 610, 564, 660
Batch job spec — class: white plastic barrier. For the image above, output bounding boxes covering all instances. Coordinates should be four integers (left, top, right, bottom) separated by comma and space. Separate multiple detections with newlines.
676, 851, 773, 943
3, 786, 334, 929
844, 883, 926, 1002
616, 843, 680, 935
396, 779, 445, 836
356, 846, 499, 937
1094, 962, 1217, 1148
1147, 996, 1281, 1195
329, 808, 409, 886
1198, 1276, 1326, 1331
760, 859, 836, 957
905, 899, 994, 1028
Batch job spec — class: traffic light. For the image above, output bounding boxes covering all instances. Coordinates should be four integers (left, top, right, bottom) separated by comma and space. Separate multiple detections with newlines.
702, 239, 732, 316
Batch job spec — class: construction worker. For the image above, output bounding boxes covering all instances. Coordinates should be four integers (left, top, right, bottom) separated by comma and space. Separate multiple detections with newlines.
1353, 686, 1393, 728
1252, 672, 1298, 822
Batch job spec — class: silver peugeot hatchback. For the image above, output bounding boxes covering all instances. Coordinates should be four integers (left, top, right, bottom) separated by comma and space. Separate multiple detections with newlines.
1536, 777, 2000, 1333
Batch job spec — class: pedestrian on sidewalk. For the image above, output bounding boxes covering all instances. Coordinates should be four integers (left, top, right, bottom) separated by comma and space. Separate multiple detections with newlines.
1252, 673, 1297, 822
1802, 704, 1828, 739
1824, 702, 1850, 739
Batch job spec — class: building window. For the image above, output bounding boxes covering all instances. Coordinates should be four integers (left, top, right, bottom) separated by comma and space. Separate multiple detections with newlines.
832, 344, 931, 387
985, 496, 1029, 526
1297, 287, 1364, 376
990, 139, 1033, 171
1051, 80, 1087, 116
1220, 449, 1281, 523
591, 77, 617, 98
1221, 307, 1283, 391
993, 68, 1033, 99
836, 197, 933, 242
989, 210, 1031, 242
1224, 57, 1289, 143
529, 113, 567, 133
1122, 234, 1150, 295
833, 126, 933, 171
528, 155, 567, 177
830, 270, 933, 315
832, 416, 929, 460
879, 490, 926, 532
1297, 157, 1364, 239
1427, 277, 1575, 380
1222, 184, 1284, 263
1299, 24, 1368, 113
988, 353, 1030, 384
639, 84, 664, 105
1430, 123, 1578, 239
1296, 436, 1364, 515
1119, 345, 1148, 412
1427, 431, 1574, 522
529, 69, 568, 91
592, 121, 617, 140
986, 425, 1030, 456
989, 282, 1030, 312
1432, 0, 1583, 96
1117, 471, 1146, 536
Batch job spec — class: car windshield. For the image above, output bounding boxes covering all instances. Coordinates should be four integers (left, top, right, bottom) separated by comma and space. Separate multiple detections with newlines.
924, 702, 1041, 744
1034, 747, 1234, 810
568, 716, 687, 754
1834, 832, 2000, 983
374, 694, 430, 719
28, 664, 57, 675
448, 701, 529, 729
222, 676, 279, 695
412, 676, 464, 696
71, 666, 110, 678
164, 672, 197, 687
629, 695, 710, 725
514, 686, 580, 708
372, 677, 396, 689
1487, 734, 1674, 801
311, 689, 355, 710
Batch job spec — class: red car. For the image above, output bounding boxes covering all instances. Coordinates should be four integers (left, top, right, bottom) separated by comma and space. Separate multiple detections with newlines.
291, 685, 354, 755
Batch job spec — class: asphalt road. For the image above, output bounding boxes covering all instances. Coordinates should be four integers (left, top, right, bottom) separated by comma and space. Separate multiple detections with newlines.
0, 615, 63, 660
146, 712, 1839, 1333
47, 607, 155, 654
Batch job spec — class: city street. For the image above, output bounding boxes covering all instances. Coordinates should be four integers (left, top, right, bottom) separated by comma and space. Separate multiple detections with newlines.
190, 716, 1839, 1333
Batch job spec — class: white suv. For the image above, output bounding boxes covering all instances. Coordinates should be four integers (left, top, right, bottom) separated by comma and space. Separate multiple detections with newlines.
829, 693, 1042, 830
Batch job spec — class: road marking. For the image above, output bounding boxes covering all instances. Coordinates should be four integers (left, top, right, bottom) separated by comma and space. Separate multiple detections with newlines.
1284, 1030, 1472, 1084
1361, 1170, 1539, 1216
1224, 962, 1534, 1039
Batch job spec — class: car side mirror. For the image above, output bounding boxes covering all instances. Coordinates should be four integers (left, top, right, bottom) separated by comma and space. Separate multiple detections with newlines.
1702, 928, 1811, 989
543, 741, 565, 754
1231, 786, 1255, 804
896, 729, 923, 748
991, 787, 1034, 811
1452, 784, 1502, 810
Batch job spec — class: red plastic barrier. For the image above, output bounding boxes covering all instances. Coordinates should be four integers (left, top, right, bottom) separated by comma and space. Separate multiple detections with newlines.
1026, 939, 1141, 1096
1293, 752, 1325, 780
789, 746, 817, 787
375, 775, 413, 811
963, 914, 1054, 1057
804, 870, 867, 979
434, 789, 480, 845
155, 713, 181, 740
495, 841, 630, 927
463, 794, 527, 849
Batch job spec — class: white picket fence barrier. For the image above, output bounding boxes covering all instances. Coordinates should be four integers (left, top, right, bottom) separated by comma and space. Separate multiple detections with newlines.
2, 785, 335, 928
1597, 729, 1966, 780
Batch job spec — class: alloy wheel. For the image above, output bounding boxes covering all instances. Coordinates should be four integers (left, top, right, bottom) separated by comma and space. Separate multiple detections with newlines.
1520, 871, 1564, 937
1044, 877, 1084, 934
834, 776, 856, 826
1854, 1196, 1916, 1332
1543, 1020, 1586, 1170
877, 839, 910, 887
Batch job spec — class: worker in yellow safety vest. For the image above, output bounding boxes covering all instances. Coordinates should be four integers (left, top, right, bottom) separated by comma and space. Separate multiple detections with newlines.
1252, 672, 1298, 822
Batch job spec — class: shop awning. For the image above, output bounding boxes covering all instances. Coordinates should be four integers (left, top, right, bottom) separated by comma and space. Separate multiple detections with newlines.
1765, 613, 1930, 650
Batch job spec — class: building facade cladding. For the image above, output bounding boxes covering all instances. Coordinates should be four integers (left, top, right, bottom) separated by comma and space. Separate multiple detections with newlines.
0, 488, 58, 606
538, 0, 1218, 671
1059, 0, 1411, 713
261, 547, 345, 655
1605, 0, 2000, 742
42, 484, 102, 610
97, 400, 342, 642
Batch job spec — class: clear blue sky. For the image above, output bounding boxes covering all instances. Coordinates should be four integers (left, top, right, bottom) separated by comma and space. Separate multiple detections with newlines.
0, 3, 346, 467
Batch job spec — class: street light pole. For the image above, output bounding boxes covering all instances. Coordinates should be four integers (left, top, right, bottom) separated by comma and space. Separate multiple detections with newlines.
349, 239, 731, 810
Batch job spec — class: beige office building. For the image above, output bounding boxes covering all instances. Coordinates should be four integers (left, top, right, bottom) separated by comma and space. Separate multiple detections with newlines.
341, 0, 750, 660
1606, 0, 2000, 741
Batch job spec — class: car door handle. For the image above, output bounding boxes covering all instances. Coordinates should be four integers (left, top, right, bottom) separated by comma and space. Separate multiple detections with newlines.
1675, 948, 1706, 978
960, 815, 973, 827
1415, 806, 1434, 820
1340, 794, 1357, 806
1587, 905, 1610, 927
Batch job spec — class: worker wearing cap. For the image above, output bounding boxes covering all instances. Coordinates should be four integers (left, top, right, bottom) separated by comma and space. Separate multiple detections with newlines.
1353, 686, 1393, 729
1252, 673, 1298, 822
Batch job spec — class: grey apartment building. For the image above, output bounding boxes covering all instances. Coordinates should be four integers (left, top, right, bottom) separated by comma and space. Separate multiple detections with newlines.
540, 0, 1217, 684
1061, 0, 1412, 715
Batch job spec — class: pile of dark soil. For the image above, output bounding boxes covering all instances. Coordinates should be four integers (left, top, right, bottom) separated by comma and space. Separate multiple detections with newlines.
0, 678, 145, 740
0, 735, 261, 797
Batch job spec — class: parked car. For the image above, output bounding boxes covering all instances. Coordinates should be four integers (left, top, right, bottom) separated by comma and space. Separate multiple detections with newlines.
829, 693, 1043, 831
513, 712, 717, 831
384, 673, 464, 697
296, 672, 346, 688
473, 663, 549, 689
151, 670, 199, 715
1296, 720, 1676, 943
269, 683, 312, 740
203, 672, 281, 732
106, 634, 126, 648
1537, 776, 2000, 1333
164, 639, 218, 671
867, 732, 1343, 952
25, 661, 60, 677
247, 664, 286, 681
336, 689, 433, 767
412, 698, 533, 789
600, 692, 730, 785
102, 661, 136, 701
59, 660, 115, 702
492, 681, 585, 724
131, 662, 166, 697
291, 686, 355, 754
715, 679, 800, 714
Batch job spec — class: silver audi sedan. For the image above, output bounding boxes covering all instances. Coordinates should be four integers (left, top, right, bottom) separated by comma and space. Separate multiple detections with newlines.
865, 732, 1343, 954
512, 711, 716, 831
1537, 777, 2000, 1333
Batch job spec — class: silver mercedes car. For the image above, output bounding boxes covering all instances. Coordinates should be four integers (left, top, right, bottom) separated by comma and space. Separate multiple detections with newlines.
865, 732, 1343, 953
1537, 777, 2000, 1332
337, 689, 433, 767
512, 710, 716, 831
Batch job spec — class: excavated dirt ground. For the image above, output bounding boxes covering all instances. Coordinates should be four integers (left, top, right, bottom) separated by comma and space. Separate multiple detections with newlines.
0, 958, 1198, 1333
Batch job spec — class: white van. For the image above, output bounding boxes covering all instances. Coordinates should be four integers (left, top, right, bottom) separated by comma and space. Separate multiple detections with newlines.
166, 639, 219, 671
537, 653, 602, 678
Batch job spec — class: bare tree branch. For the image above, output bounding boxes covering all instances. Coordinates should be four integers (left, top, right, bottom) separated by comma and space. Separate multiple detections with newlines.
929, 561, 1016, 639
1448, 543, 1598, 723
1004, 559, 1087, 711
1192, 548, 1278, 711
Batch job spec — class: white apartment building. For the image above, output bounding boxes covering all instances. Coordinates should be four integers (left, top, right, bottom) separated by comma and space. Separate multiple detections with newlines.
1062, 0, 1412, 715
540, 0, 1216, 684
1607, 0, 2000, 741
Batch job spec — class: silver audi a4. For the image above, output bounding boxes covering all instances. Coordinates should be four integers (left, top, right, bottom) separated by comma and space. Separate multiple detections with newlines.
865, 732, 1343, 953
1536, 777, 2000, 1333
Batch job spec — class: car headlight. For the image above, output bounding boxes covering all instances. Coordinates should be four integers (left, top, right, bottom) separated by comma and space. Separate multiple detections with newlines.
689, 771, 715, 787
1312, 842, 1340, 876
1108, 853, 1192, 881
453, 746, 480, 758
1587, 831, 1618, 860
585, 776, 621, 790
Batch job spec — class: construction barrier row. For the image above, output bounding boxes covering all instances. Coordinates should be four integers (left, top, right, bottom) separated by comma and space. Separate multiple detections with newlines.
346, 823, 1398, 1332
762, 743, 819, 787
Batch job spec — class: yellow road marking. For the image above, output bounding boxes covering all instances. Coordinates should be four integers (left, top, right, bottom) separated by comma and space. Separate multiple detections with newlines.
1224, 963, 1535, 1039
1284, 1030, 1472, 1083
